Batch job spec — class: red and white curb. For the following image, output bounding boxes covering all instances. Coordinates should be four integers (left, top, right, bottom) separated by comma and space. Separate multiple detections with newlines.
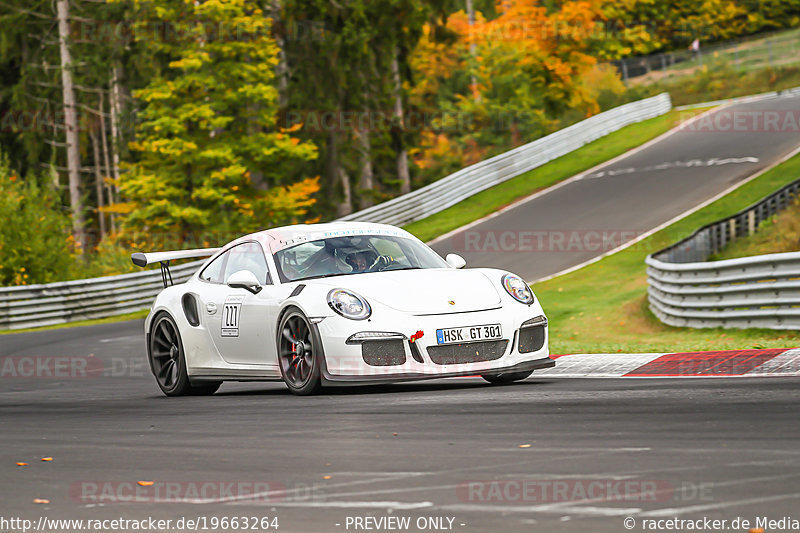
537, 349, 800, 378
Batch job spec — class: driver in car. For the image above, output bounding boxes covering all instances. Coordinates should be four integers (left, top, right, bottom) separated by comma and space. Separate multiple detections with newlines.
345, 251, 372, 273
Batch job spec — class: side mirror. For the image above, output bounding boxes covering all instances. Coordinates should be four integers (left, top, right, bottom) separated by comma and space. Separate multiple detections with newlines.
445, 253, 467, 269
226, 270, 262, 295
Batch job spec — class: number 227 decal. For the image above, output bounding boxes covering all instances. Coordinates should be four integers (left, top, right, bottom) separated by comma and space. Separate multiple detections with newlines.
221, 295, 244, 337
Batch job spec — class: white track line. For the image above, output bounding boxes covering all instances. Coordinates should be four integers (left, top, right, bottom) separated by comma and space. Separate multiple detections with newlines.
133, 448, 651, 507
438, 503, 642, 517
236, 500, 435, 510
428, 105, 724, 248
639, 491, 800, 518
535, 134, 800, 282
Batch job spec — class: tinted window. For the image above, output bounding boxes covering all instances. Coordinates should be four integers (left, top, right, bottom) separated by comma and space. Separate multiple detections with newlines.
199, 252, 227, 284
224, 242, 271, 285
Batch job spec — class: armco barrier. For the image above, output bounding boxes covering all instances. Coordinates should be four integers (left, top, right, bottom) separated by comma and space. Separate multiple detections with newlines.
339, 93, 671, 226
646, 177, 800, 330
0, 260, 204, 330
0, 93, 671, 330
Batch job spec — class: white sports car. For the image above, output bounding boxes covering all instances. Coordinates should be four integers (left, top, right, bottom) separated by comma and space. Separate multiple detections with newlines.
132, 222, 553, 396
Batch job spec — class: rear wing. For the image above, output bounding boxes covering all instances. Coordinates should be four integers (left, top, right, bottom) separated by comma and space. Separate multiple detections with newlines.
131, 248, 220, 288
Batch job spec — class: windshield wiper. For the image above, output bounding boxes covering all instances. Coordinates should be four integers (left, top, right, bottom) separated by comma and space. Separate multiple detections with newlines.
294, 272, 350, 281
378, 265, 423, 272
290, 266, 424, 281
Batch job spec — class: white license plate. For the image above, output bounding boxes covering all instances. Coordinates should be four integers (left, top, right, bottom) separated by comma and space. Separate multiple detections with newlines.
436, 324, 502, 345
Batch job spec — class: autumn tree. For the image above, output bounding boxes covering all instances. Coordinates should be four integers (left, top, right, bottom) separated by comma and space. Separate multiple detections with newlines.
279, 0, 451, 214
117, 0, 318, 244
409, 0, 601, 179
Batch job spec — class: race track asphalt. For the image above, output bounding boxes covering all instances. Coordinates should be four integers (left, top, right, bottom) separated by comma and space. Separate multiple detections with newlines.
3, 94, 800, 532
2, 321, 800, 532
431, 94, 800, 280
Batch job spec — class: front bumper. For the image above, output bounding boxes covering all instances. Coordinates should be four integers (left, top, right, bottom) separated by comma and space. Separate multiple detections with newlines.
315, 304, 552, 384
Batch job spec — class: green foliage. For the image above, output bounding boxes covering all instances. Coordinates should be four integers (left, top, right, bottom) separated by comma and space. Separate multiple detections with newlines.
595, 0, 800, 61
279, 0, 448, 212
0, 152, 75, 286
117, 0, 318, 243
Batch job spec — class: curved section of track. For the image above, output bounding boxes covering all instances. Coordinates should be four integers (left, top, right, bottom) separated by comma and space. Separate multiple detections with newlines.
432, 95, 800, 280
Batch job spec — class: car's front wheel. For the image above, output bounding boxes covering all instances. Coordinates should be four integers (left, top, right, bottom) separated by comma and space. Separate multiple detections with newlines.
481, 370, 533, 384
149, 313, 221, 396
277, 309, 322, 395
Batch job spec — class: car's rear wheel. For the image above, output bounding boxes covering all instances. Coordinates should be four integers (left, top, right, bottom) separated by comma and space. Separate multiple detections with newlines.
149, 313, 221, 396
481, 370, 533, 384
278, 309, 322, 395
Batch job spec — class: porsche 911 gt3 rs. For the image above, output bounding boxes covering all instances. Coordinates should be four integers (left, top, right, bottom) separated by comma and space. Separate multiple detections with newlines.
132, 222, 554, 396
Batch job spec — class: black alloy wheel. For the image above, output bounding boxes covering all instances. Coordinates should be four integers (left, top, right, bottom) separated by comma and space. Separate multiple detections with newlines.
149, 313, 220, 396
277, 309, 322, 395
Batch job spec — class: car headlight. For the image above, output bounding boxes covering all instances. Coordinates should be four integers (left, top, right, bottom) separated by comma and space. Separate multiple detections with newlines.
327, 289, 371, 320
502, 274, 534, 305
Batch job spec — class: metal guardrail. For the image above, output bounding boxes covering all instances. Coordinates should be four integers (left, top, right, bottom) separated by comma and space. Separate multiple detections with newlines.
646, 177, 800, 330
340, 93, 672, 226
0, 260, 204, 330
0, 93, 672, 330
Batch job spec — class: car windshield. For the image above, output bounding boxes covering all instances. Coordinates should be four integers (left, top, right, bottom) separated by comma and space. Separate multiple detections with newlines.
274, 234, 449, 282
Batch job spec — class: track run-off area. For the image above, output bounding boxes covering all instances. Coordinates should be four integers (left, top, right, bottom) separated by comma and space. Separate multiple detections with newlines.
2, 94, 800, 532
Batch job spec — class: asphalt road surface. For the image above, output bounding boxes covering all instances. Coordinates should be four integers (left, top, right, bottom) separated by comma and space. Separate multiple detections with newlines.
432, 94, 800, 280
3, 321, 800, 532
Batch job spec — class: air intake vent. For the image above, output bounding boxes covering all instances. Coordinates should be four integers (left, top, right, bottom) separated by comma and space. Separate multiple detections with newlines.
427, 340, 508, 365
182, 294, 200, 327
362, 340, 407, 366
409, 341, 424, 363
518, 326, 545, 353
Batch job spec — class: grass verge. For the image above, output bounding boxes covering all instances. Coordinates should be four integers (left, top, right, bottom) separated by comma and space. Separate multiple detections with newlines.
403, 108, 709, 242
638, 65, 800, 108
631, 28, 800, 86
536, 152, 800, 354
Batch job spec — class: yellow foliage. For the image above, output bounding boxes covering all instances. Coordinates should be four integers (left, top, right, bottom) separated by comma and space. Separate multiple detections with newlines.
102, 202, 137, 214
